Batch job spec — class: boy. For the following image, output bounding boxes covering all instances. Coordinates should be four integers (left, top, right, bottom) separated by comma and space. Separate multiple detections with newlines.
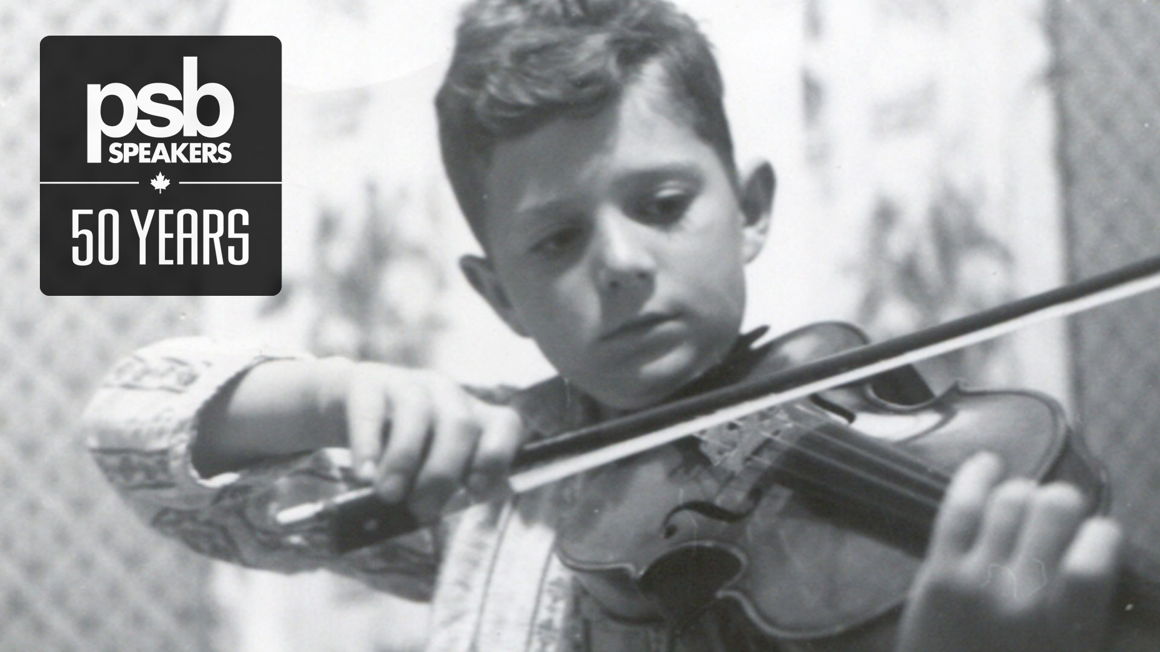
85, 0, 1122, 649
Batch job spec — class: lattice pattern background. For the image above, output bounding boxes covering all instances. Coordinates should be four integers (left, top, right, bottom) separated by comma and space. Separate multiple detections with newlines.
2, 2, 225, 651
1053, 1, 1160, 551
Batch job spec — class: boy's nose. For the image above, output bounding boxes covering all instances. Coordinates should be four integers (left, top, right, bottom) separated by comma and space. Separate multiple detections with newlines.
593, 216, 657, 291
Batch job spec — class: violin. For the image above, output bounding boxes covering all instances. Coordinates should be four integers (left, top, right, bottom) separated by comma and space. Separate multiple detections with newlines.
277, 255, 1160, 650
554, 321, 1160, 650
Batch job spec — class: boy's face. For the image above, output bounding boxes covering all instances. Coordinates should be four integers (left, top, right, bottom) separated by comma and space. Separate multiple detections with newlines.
463, 68, 773, 410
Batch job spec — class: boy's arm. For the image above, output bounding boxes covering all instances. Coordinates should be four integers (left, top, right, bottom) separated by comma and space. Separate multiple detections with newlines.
194, 355, 527, 519
190, 357, 349, 476
84, 337, 522, 600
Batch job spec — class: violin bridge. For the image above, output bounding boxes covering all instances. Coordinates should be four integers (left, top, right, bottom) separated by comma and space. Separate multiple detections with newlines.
697, 406, 803, 474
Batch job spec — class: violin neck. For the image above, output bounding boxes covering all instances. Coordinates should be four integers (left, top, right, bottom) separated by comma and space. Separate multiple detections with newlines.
767, 404, 950, 554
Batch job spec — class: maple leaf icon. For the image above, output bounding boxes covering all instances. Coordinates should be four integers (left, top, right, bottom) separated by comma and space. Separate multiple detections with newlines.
150, 172, 171, 193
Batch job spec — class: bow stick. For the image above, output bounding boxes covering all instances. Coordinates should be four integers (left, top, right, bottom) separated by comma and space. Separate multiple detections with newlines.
277, 254, 1160, 552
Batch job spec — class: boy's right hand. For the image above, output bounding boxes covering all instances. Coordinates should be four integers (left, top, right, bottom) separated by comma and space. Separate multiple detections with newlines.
317, 359, 529, 520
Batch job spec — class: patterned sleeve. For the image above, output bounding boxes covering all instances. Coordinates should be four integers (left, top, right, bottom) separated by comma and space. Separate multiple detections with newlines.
82, 337, 442, 601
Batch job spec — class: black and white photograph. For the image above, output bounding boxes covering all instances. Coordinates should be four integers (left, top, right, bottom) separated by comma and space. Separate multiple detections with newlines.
6, 0, 1160, 649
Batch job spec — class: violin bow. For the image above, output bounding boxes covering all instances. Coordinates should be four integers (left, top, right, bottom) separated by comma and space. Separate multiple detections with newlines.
277, 254, 1160, 551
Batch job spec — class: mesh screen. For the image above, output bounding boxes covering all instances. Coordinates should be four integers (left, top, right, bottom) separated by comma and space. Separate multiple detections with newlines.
3, 2, 225, 650
1052, 0, 1160, 550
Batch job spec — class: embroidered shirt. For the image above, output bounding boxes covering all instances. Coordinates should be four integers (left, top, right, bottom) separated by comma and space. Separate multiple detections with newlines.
83, 336, 744, 651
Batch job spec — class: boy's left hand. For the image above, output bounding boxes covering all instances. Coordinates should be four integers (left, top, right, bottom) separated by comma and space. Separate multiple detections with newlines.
895, 452, 1123, 652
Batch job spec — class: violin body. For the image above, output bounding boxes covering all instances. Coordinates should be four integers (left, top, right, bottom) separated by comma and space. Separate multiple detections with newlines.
556, 322, 1160, 650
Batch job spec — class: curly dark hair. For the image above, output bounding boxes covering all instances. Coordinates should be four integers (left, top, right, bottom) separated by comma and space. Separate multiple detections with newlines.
435, 0, 736, 243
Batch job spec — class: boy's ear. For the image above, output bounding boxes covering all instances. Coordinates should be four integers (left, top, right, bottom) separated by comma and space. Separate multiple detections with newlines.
459, 255, 529, 338
739, 160, 776, 263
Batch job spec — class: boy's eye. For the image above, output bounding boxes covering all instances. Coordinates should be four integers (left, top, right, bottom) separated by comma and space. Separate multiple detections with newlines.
637, 188, 693, 224
530, 225, 584, 257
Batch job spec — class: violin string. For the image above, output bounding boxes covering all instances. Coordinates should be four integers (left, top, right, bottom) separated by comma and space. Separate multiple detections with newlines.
690, 426, 944, 530
712, 434, 946, 524
757, 426, 948, 510
688, 410, 948, 514
765, 464, 942, 530
786, 402, 954, 494
692, 403, 951, 500
775, 423, 952, 500
743, 438, 945, 514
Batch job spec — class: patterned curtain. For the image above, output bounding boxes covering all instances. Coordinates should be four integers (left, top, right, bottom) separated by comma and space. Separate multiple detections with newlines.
5, 3, 225, 651
797, 0, 1068, 397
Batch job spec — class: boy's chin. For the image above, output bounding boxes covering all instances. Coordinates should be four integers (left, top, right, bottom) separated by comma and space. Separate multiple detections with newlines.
585, 347, 715, 411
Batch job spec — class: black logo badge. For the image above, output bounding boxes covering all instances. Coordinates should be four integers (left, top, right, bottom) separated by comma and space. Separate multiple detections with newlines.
41, 36, 281, 295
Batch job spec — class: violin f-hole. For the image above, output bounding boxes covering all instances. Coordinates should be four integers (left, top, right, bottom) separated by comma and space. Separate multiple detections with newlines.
660, 496, 759, 539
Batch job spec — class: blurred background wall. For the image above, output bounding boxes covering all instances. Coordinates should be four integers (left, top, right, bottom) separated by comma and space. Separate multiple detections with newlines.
2, 0, 1158, 649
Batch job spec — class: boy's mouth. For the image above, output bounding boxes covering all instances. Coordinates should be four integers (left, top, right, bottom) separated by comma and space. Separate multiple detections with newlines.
599, 312, 677, 342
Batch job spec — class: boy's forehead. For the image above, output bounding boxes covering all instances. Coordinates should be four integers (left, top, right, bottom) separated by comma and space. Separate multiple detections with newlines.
480, 71, 718, 233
